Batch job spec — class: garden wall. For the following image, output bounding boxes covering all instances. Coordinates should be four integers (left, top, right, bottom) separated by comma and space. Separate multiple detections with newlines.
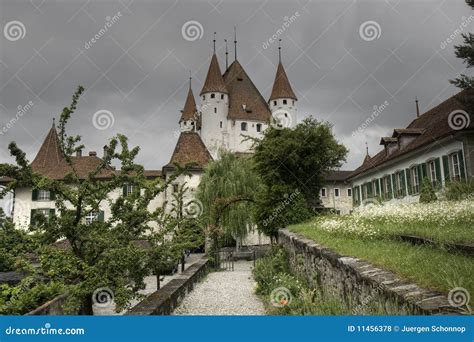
278, 229, 462, 315
125, 257, 209, 315
26, 294, 70, 315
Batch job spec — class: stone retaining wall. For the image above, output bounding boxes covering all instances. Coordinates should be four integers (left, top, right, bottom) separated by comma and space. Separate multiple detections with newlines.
125, 257, 209, 315
26, 294, 69, 315
278, 229, 462, 315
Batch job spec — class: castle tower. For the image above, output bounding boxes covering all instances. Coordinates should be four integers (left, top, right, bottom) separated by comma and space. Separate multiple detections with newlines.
179, 78, 199, 133
199, 53, 228, 158
268, 45, 297, 129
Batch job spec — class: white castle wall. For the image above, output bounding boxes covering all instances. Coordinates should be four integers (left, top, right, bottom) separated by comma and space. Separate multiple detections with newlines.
200, 93, 229, 159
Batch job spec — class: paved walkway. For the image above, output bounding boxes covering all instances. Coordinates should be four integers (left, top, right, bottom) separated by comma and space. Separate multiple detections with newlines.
173, 260, 266, 315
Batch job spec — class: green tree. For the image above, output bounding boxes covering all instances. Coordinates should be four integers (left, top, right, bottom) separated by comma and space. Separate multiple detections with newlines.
0, 86, 188, 314
253, 117, 348, 239
451, 0, 474, 92
197, 151, 262, 253
419, 178, 437, 203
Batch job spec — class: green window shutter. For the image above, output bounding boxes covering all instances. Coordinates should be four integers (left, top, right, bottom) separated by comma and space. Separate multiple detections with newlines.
123, 184, 128, 196
30, 209, 36, 225
32, 189, 38, 201
435, 158, 442, 187
367, 182, 372, 198
406, 169, 412, 195
391, 174, 396, 198
50, 191, 56, 200
417, 165, 423, 186
442, 155, 450, 182
387, 176, 392, 199
401, 171, 406, 196
421, 163, 427, 180
375, 179, 380, 197
49, 209, 55, 220
458, 150, 466, 180
98, 211, 105, 222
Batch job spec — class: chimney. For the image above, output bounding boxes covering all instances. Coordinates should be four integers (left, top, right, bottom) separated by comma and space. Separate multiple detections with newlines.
76, 150, 82, 157
89, 151, 97, 157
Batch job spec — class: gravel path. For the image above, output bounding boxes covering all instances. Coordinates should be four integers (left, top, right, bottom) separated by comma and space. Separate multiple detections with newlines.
173, 260, 266, 315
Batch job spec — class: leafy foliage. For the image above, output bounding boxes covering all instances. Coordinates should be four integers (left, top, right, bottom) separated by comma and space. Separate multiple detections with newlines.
419, 178, 437, 203
444, 179, 474, 201
252, 117, 348, 238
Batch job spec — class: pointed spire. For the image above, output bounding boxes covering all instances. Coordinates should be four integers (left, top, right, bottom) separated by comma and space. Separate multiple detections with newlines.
363, 142, 371, 164
200, 54, 228, 95
365, 142, 369, 156
415, 96, 420, 117
224, 39, 228, 70
278, 39, 282, 63
52, 117, 56, 127
233, 26, 237, 61
269, 59, 297, 102
213, 32, 216, 53
31, 124, 65, 169
181, 77, 198, 123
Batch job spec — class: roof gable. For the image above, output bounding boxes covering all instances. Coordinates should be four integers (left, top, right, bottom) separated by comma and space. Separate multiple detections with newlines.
200, 54, 227, 95
31, 124, 65, 170
165, 132, 212, 169
180, 86, 198, 122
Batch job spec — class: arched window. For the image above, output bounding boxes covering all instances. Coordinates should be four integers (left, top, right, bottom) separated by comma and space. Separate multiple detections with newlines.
210, 93, 215, 99
241, 122, 247, 131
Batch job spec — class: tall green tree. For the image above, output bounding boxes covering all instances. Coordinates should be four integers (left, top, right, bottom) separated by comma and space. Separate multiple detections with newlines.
253, 117, 348, 239
0, 86, 189, 314
197, 151, 262, 252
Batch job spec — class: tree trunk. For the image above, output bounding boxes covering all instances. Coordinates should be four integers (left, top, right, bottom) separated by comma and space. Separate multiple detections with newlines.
156, 274, 161, 290
79, 294, 94, 315
181, 254, 185, 272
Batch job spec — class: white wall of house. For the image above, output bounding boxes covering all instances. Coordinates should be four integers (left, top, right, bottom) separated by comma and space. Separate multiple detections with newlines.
350, 139, 465, 207
319, 182, 353, 215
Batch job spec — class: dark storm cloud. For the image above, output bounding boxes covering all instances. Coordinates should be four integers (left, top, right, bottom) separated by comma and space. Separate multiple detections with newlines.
0, 0, 472, 172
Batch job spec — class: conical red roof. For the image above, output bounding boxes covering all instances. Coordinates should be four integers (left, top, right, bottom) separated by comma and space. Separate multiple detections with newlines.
180, 86, 198, 123
31, 123, 64, 170
200, 54, 227, 95
269, 62, 297, 101
164, 132, 212, 170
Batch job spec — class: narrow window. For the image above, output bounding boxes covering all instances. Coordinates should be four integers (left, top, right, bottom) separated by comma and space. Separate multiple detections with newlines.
273, 100, 277, 106
221, 94, 224, 100
347, 188, 352, 197
256, 123, 262, 132
241, 122, 247, 131
334, 188, 340, 197
210, 93, 215, 99
283, 99, 287, 105
214, 107, 217, 113
38, 190, 51, 201
451, 153, 460, 180
321, 188, 327, 197
292, 100, 295, 106
428, 161, 437, 186
220, 121, 223, 128
203, 95, 205, 100
172, 184, 179, 193
411, 167, 419, 194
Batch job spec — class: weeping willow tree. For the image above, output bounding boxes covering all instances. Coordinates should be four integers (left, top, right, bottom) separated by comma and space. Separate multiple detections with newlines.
197, 151, 262, 252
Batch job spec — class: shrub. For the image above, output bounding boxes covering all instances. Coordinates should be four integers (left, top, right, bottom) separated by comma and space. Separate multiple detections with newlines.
253, 246, 290, 295
445, 179, 474, 201
419, 178, 437, 203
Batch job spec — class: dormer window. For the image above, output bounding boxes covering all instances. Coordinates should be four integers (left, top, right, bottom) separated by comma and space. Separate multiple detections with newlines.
283, 99, 287, 105
241, 122, 248, 131
210, 93, 215, 99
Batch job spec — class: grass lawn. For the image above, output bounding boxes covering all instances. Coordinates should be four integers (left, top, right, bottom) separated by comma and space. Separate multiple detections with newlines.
289, 201, 474, 307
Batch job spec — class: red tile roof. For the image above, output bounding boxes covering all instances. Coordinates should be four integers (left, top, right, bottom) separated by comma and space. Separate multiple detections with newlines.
349, 89, 473, 180
223, 60, 272, 122
269, 62, 297, 101
200, 54, 227, 95
164, 132, 212, 170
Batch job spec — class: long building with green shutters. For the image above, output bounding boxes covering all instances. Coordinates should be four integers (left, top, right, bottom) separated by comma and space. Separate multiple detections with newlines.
348, 90, 473, 206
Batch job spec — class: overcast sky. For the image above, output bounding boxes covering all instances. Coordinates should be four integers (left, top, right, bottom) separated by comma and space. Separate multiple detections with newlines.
0, 0, 472, 173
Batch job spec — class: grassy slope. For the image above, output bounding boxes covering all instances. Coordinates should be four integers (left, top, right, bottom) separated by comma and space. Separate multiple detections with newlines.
289, 223, 474, 307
